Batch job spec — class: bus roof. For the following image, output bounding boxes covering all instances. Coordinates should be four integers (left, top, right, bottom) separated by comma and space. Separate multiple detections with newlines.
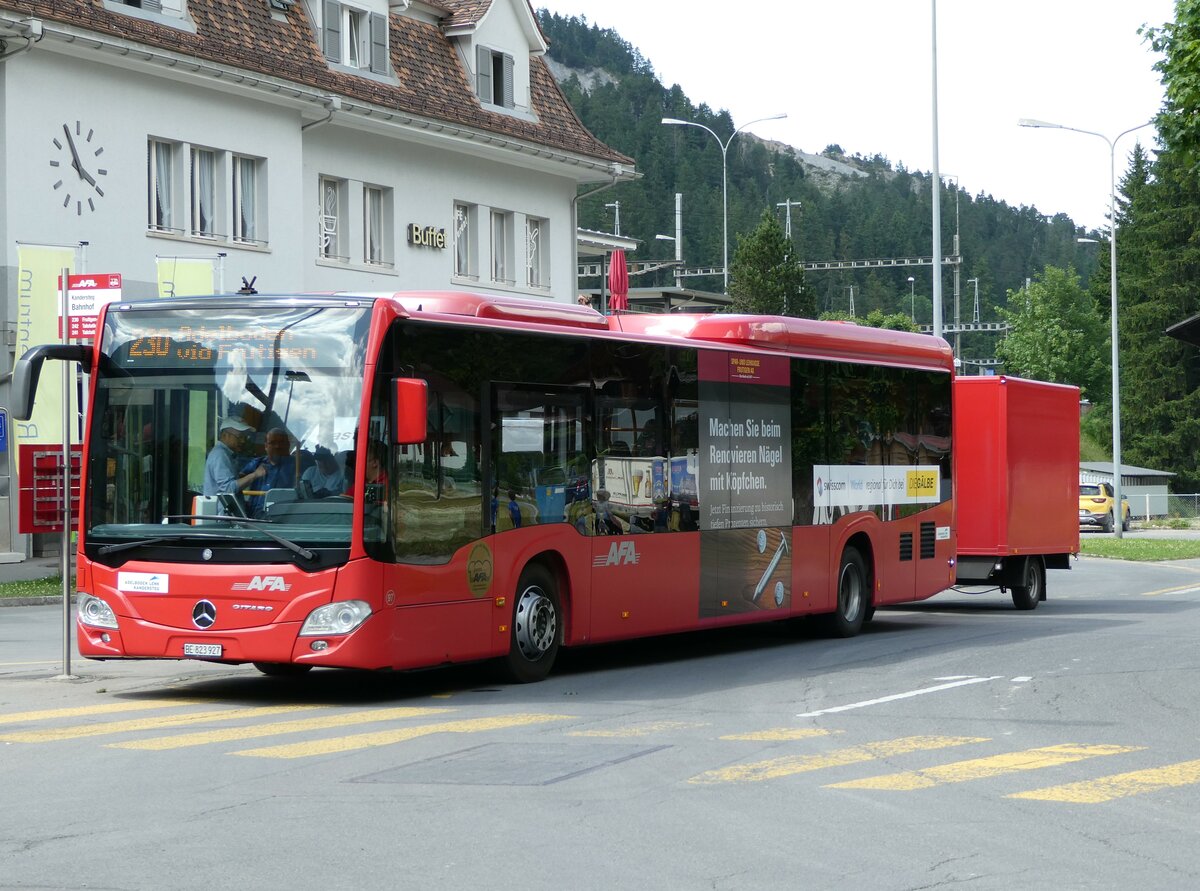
106, 291, 954, 373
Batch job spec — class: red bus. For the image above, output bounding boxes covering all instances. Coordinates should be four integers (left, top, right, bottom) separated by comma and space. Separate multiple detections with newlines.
14, 291, 956, 681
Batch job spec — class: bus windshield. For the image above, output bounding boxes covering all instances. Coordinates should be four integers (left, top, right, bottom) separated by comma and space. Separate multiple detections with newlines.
86, 302, 371, 559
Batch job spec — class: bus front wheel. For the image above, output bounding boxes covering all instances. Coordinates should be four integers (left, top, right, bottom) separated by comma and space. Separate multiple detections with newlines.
822, 547, 868, 638
502, 564, 561, 683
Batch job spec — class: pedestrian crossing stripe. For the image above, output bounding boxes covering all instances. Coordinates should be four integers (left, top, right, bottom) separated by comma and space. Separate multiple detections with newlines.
0, 699, 208, 726
688, 736, 989, 785
231, 713, 574, 759
720, 728, 842, 742
826, 744, 1143, 790
570, 721, 708, 738
1009, 758, 1200, 803
0, 705, 322, 743
107, 707, 454, 751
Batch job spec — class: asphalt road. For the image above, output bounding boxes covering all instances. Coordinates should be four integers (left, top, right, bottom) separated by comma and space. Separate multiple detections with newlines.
4, 554, 1200, 890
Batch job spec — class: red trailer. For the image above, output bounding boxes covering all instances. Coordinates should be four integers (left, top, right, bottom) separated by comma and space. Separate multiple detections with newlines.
953, 375, 1080, 609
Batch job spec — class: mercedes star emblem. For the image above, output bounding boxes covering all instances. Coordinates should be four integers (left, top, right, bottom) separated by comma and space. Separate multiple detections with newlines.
192, 600, 217, 629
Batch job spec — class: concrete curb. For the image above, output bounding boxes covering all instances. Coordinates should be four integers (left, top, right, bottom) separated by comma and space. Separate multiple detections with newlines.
1, 594, 76, 607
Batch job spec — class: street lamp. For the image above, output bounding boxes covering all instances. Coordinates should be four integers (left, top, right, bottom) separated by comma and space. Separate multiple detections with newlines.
908, 276, 916, 322
661, 113, 787, 291
1018, 117, 1153, 538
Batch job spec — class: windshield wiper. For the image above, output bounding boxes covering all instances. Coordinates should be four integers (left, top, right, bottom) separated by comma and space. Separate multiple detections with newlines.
96, 532, 222, 556
161, 515, 317, 561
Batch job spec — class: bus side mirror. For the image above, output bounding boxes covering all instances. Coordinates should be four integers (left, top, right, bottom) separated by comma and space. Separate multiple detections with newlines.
11, 343, 93, 421
393, 378, 427, 445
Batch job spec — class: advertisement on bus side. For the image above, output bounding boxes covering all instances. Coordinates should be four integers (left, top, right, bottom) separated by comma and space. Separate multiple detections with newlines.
697, 352, 793, 618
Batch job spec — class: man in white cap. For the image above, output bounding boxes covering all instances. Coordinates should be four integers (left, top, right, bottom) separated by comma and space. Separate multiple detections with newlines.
204, 417, 265, 509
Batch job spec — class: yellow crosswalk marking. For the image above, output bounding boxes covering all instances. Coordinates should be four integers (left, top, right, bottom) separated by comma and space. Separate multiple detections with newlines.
689, 736, 989, 785
570, 721, 707, 738
107, 707, 454, 751
720, 728, 841, 742
0, 705, 320, 742
232, 713, 574, 759
828, 744, 1142, 790
1010, 758, 1200, 803
0, 700, 205, 726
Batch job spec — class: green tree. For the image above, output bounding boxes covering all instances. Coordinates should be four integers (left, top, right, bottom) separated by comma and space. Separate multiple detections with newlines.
995, 265, 1108, 398
728, 210, 811, 316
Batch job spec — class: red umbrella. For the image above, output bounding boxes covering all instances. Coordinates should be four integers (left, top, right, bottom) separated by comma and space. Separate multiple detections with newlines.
608, 249, 629, 312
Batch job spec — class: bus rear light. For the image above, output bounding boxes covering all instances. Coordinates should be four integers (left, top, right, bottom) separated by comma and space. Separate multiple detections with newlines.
299, 600, 371, 636
79, 593, 118, 630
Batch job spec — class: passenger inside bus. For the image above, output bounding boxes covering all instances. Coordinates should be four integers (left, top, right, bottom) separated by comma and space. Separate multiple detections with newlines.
203, 417, 265, 513
301, 446, 346, 498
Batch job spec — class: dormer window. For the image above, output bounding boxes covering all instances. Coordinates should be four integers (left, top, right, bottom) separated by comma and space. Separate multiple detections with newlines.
322, 1, 389, 75
475, 46, 514, 109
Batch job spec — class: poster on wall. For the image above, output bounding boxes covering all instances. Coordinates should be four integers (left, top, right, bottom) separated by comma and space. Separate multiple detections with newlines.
697, 351, 793, 618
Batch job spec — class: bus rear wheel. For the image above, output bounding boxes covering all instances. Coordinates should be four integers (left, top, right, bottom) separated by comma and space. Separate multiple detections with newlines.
502, 564, 560, 683
253, 662, 313, 677
822, 547, 869, 638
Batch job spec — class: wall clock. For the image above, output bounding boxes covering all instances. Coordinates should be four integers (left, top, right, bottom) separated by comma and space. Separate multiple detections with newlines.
50, 120, 108, 215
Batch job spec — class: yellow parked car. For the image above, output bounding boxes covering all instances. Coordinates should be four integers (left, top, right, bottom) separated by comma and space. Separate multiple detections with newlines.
1079, 482, 1131, 532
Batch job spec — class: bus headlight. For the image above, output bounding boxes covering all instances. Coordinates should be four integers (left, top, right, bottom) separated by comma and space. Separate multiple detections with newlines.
78, 593, 118, 630
299, 600, 371, 636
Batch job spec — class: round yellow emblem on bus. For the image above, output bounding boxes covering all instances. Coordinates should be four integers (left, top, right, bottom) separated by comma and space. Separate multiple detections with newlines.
467, 542, 493, 598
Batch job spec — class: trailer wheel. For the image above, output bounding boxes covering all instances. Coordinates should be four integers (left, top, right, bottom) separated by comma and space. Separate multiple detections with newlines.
253, 662, 313, 677
501, 563, 560, 683
1010, 557, 1045, 611
822, 547, 868, 637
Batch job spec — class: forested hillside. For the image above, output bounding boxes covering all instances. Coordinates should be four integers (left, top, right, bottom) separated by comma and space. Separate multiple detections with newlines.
540, 11, 1098, 360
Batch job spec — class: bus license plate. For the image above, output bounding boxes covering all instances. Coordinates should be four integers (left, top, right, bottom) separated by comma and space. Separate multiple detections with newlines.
183, 643, 223, 658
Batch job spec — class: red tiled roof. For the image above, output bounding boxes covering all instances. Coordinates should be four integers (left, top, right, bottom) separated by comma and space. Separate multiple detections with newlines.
438, 0, 492, 30
0, 0, 630, 168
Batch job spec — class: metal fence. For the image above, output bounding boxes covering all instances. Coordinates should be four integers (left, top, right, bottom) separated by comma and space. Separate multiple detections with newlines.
1164, 494, 1200, 521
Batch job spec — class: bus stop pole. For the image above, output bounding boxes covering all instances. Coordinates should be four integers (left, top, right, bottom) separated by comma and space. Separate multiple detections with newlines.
58, 267, 74, 680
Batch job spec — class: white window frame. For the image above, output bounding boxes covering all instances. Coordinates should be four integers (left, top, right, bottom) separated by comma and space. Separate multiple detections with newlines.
322, 1, 389, 74
147, 138, 268, 248
190, 146, 219, 239
148, 139, 180, 234
364, 184, 393, 267
491, 210, 514, 286
232, 155, 265, 246
526, 216, 548, 289
475, 45, 514, 108
320, 175, 348, 261
453, 202, 476, 279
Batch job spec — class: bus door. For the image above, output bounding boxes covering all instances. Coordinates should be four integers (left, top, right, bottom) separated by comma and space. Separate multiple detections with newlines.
587, 393, 687, 642
490, 383, 593, 609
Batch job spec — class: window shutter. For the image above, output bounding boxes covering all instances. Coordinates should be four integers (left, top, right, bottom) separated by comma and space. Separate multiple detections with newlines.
369, 12, 388, 75
142, 0, 162, 11
476, 45, 492, 102
501, 53, 514, 108
323, 0, 341, 63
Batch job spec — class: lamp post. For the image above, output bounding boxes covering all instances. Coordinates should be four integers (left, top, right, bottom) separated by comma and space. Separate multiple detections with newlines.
908, 276, 916, 322
1018, 117, 1153, 538
662, 113, 787, 291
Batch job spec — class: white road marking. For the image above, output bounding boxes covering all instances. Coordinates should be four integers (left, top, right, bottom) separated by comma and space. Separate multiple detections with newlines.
796, 676, 1002, 718
1012, 676, 1033, 682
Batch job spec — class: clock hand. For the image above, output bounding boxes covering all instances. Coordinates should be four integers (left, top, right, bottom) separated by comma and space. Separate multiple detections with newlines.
61, 124, 96, 187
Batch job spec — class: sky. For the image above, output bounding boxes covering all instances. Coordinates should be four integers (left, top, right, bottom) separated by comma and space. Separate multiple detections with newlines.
532, 1, 1174, 232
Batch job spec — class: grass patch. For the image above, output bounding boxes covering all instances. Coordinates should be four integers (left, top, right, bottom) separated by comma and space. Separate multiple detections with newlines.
1079, 538, 1200, 561
0, 576, 66, 599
